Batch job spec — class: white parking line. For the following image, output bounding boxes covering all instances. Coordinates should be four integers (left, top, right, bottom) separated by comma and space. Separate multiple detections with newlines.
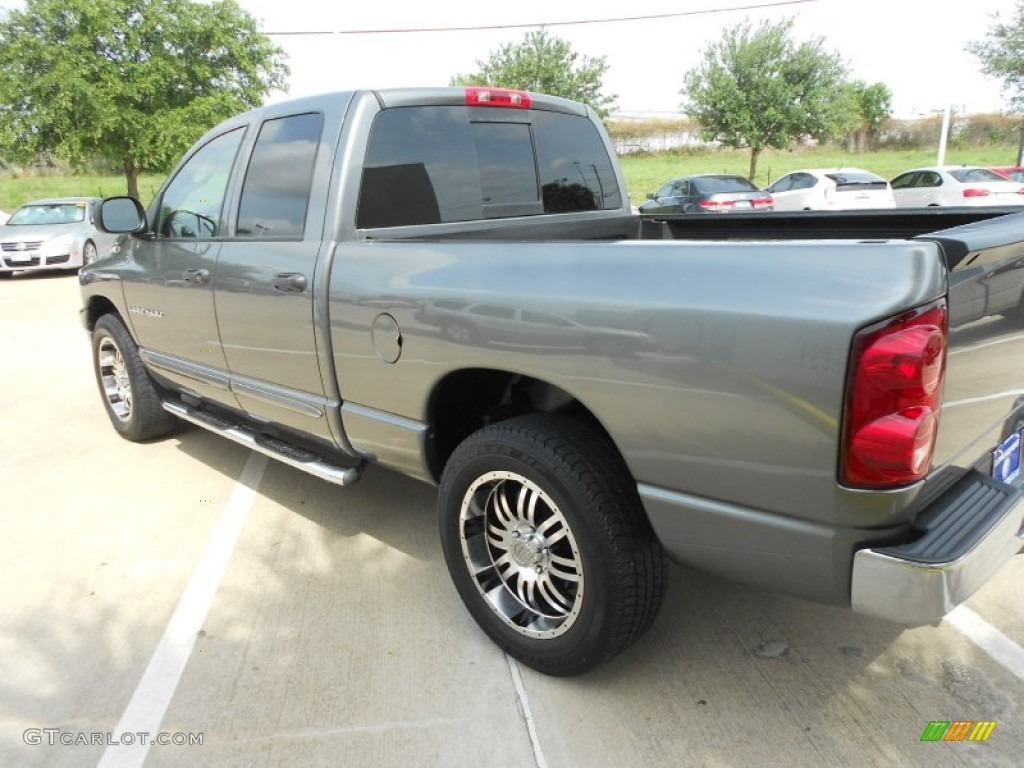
506, 655, 549, 768
945, 605, 1024, 682
942, 389, 1024, 409
98, 452, 267, 768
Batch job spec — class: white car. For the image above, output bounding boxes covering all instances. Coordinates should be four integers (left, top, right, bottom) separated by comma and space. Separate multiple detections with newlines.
0, 197, 117, 277
765, 168, 895, 211
890, 166, 1024, 207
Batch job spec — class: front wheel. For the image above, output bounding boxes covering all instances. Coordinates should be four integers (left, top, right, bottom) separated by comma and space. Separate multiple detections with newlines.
91, 314, 176, 441
439, 414, 667, 676
82, 240, 98, 266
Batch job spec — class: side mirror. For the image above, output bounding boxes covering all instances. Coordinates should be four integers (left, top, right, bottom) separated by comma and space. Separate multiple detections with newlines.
646, 192, 655, 200
98, 197, 147, 234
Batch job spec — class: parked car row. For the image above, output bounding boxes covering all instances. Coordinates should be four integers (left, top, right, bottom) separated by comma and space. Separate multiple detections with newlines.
0, 197, 117, 278
640, 165, 1024, 214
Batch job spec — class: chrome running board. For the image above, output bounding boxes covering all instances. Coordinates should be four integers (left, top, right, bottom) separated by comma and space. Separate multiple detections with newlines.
163, 400, 363, 486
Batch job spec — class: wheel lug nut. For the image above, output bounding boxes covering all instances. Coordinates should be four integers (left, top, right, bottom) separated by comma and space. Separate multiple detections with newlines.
511, 531, 521, 539
535, 565, 544, 573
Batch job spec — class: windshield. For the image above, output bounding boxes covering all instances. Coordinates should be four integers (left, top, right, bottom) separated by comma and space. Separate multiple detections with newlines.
949, 168, 1008, 183
8, 203, 87, 226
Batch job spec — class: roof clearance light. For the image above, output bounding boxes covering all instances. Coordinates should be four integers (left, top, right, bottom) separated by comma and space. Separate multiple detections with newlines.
465, 86, 532, 109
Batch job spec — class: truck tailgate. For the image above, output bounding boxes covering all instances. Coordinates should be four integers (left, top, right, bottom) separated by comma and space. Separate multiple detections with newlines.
917, 211, 1024, 475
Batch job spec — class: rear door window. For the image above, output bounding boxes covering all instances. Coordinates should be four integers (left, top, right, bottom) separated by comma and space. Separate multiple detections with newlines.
236, 112, 323, 238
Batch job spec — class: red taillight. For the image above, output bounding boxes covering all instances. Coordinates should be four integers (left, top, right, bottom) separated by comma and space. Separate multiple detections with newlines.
841, 301, 948, 488
962, 188, 990, 198
698, 199, 734, 211
752, 197, 773, 209
465, 86, 531, 109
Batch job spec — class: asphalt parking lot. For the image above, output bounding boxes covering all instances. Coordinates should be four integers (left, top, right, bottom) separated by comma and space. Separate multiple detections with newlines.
2, 271, 1023, 768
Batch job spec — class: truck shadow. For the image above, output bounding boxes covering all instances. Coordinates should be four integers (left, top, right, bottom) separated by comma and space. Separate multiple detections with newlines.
146, 427, 1023, 766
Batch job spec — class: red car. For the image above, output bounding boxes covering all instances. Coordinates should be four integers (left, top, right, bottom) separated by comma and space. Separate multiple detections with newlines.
991, 166, 1024, 183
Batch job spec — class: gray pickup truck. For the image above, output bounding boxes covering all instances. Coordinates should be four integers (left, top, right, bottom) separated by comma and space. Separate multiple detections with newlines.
80, 87, 1024, 676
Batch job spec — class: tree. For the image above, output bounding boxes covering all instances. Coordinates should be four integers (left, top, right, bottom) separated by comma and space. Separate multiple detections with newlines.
0, 0, 288, 198
680, 18, 856, 180
967, 0, 1024, 163
451, 29, 616, 119
844, 81, 893, 152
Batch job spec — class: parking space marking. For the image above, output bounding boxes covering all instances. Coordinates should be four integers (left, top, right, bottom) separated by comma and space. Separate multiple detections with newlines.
942, 389, 1024, 409
506, 655, 548, 768
946, 605, 1024, 682
98, 452, 268, 768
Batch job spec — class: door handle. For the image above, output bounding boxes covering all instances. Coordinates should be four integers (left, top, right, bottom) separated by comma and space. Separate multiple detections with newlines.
183, 268, 210, 285
273, 272, 307, 293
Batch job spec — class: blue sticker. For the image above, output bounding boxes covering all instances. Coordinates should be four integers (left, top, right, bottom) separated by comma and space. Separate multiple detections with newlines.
993, 430, 1022, 484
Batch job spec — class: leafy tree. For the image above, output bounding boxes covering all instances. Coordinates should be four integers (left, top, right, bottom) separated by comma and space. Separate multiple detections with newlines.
968, 1, 1024, 111
967, 0, 1024, 162
0, 0, 288, 198
844, 80, 893, 151
681, 18, 856, 180
451, 29, 616, 119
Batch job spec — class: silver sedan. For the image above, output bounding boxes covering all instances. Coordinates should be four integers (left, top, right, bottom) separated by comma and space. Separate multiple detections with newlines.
0, 197, 118, 277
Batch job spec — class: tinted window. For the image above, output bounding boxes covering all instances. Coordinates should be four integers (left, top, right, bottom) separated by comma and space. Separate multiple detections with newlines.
533, 110, 621, 212
237, 113, 323, 238
768, 176, 793, 193
472, 122, 538, 206
790, 173, 817, 191
694, 176, 758, 194
358, 105, 620, 228
916, 172, 942, 188
949, 168, 1008, 183
825, 171, 885, 185
158, 128, 244, 238
359, 107, 478, 228
656, 181, 684, 198
890, 173, 916, 189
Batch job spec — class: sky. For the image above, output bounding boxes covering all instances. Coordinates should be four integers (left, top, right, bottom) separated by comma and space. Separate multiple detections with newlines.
0, 0, 1016, 118
235, 0, 1021, 118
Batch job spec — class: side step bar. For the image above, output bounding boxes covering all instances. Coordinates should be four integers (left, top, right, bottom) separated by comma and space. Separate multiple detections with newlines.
163, 401, 363, 486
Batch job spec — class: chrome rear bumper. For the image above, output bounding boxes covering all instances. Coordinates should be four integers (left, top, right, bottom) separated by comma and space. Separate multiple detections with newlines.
851, 471, 1024, 626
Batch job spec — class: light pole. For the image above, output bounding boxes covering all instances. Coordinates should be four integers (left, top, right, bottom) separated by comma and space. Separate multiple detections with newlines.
936, 104, 952, 166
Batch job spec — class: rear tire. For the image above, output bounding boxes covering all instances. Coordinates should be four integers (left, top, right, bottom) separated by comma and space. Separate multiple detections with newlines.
91, 314, 176, 441
438, 414, 667, 676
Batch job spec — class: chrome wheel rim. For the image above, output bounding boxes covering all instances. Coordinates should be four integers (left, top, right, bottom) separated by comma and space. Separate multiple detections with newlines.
98, 336, 132, 422
459, 471, 584, 639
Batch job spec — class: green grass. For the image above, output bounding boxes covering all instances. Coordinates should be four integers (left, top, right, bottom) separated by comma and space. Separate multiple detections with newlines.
0, 172, 166, 213
619, 145, 1024, 204
1, 143, 1021, 215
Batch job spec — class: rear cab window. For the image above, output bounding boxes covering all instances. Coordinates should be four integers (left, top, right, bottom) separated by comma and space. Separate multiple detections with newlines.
357, 103, 621, 228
